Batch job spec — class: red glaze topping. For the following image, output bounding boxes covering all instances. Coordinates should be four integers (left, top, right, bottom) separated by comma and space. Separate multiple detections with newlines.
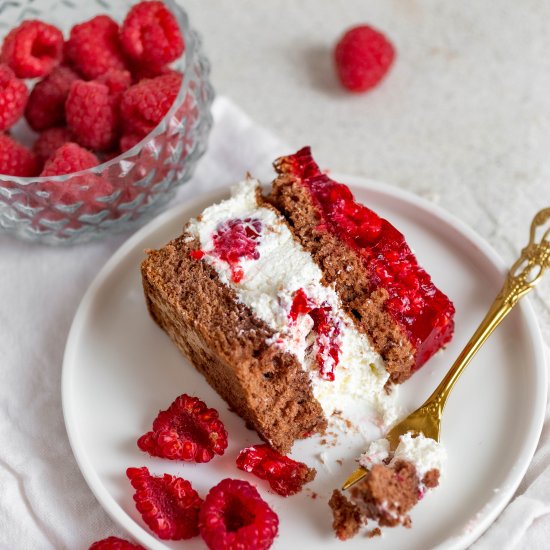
278, 147, 455, 368
289, 288, 341, 381
236, 444, 315, 496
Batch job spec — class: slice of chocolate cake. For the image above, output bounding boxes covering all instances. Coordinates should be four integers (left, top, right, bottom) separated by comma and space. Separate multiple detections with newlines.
142, 177, 397, 453
270, 147, 455, 383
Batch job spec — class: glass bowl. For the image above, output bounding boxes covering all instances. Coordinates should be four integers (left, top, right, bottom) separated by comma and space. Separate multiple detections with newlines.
0, 0, 214, 245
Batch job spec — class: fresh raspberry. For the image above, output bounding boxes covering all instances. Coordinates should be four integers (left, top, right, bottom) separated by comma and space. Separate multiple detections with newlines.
89, 536, 145, 550
138, 393, 228, 463
120, 72, 182, 138
1, 20, 63, 78
40, 142, 98, 177
66, 80, 120, 151
236, 444, 316, 497
120, 1, 184, 69
97, 69, 132, 97
126, 466, 202, 540
334, 25, 395, 92
199, 478, 279, 550
25, 66, 78, 131
0, 134, 40, 176
0, 64, 28, 131
33, 127, 73, 163
65, 15, 127, 80
119, 132, 144, 153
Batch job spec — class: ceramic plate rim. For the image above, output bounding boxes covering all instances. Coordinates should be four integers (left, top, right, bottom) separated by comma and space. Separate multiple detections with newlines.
62, 175, 547, 550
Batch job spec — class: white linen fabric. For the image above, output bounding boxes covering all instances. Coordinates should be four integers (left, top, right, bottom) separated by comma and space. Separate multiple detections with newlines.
0, 96, 548, 549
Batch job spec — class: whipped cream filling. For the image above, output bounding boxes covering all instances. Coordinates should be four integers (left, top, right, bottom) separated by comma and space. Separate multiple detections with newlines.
186, 178, 398, 424
360, 432, 446, 488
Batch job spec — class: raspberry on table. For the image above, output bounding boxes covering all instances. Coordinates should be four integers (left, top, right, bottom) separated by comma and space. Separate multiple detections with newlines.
1, 20, 64, 78
65, 15, 128, 80
0, 64, 28, 132
40, 142, 99, 177
120, 72, 182, 139
121, 1, 184, 70
137, 393, 228, 463
66, 80, 120, 151
25, 66, 78, 131
334, 25, 395, 92
89, 536, 145, 550
236, 444, 316, 497
33, 127, 74, 163
199, 478, 279, 550
127, 466, 202, 540
0, 134, 40, 177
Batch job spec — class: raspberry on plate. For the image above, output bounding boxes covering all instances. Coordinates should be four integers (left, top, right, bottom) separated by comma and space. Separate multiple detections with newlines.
199, 478, 279, 550
65, 15, 127, 80
236, 444, 316, 497
89, 536, 145, 550
40, 142, 99, 177
25, 66, 78, 132
121, 1, 184, 70
0, 134, 40, 177
120, 72, 182, 139
127, 466, 202, 540
137, 393, 228, 463
1, 20, 64, 78
33, 127, 74, 164
334, 24, 395, 92
0, 64, 28, 132
66, 80, 120, 151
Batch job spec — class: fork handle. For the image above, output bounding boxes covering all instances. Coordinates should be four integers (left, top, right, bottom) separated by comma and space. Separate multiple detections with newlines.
426, 208, 550, 415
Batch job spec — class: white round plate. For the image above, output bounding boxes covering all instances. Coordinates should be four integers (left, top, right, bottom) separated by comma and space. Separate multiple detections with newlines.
63, 175, 547, 550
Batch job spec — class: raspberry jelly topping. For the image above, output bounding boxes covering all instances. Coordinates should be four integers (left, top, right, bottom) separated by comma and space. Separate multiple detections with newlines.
278, 147, 455, 368
289, 288, 341, 381
212, 217, 263, 283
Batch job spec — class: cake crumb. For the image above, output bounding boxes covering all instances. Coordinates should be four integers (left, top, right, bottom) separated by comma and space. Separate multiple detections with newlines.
336, 459, 343, 466
329, 490, 363, 541
367, 527, 381, 538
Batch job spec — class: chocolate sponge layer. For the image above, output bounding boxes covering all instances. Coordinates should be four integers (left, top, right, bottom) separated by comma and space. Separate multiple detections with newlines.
141, 233, 327, 454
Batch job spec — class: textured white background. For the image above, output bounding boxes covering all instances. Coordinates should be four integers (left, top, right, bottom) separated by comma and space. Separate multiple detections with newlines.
0, 1, 549, 549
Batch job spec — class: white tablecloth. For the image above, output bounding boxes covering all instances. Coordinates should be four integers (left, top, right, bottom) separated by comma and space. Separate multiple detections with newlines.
0, 97, 548, 549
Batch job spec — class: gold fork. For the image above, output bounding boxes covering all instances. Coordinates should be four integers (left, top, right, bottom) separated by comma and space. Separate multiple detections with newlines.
342, 207, 550, 491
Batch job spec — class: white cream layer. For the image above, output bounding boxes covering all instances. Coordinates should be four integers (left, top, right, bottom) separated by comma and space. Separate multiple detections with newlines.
186, 178, 397, 423
360, 432, 446, 485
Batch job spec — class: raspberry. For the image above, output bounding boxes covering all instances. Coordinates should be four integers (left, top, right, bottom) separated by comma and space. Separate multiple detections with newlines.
1, 20, 63, 78
0, 134, 40, 177
120, 72, 182, 138
33, 127, 73, 163
97, 70, 132, 97
89, 536, 145, 550
138, 393, 228, 463
199, 479, 279, 550
0, 64, 28, 132
127, 467, 202, 540
236, 444, 316, 497
119, 132, 143, 153
208, 217, 263, 283
25, 66, 78, 131
120, 1, 184, 69
40, 142, 98, 177
66, 80, 120, 151
65, 15, 127, 80
334, 25, 395, 92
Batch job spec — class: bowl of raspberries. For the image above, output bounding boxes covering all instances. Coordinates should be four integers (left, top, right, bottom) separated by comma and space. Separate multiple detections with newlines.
0, 0, 214, 244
